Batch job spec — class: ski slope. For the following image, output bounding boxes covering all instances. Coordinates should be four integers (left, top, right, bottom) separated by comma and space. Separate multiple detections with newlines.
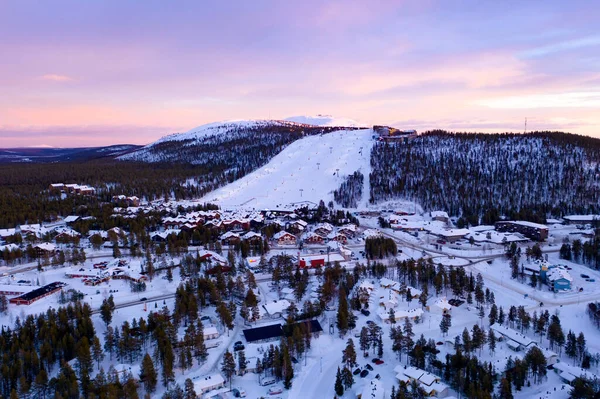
285, 114, 366, 128
200, 129, 374, 209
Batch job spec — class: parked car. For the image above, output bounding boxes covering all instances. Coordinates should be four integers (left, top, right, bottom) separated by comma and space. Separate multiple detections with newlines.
372, 359, 384, 365
361, 309, 371, 316
581, 274, 590, 278
366, 320, 375, 326
291, 356, 298, 364
260, 377, 276, 386
232, 388, 247, 398
268, 387, 283, 395
360, 369, 369, 378
365, 364, 374, 371
353, 368, 361, 375
140, 297, 147, 302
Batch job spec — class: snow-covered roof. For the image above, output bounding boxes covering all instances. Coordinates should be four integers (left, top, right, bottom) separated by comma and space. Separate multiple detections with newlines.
193, 373, 225, 391
203, 326, 219, 337
490, 324, 535, 347
314, 223, 334, 233
242, 231, 262, 240
0, 243, 19, 252
433, 298, 453, 311
0, 228, 17, 238
220, 231, 240, 240
63, 215, 80, 223
547, 267, 573, 283
431, 211, 449, 219
34, 242, 56, 252
273, 231, 294, 240
379, 308, 424, 321
262, 300, 290, 316
504, 220, 548, 229
564, 214, 600, 222
363, 228, 382, 238
553, 362, 597, 382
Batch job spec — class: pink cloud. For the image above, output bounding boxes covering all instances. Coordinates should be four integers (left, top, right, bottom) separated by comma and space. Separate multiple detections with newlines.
40, 74, 73, 82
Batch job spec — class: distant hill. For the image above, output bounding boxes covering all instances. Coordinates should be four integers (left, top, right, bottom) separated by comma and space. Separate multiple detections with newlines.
119, 119, 365, 199
0, 145, 141, 163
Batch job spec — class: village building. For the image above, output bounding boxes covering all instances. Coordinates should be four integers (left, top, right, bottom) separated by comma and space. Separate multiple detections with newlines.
314, 222, 334, 237
303, 232, 325, 244
193, 373, 225, 395
203, 325, 220, 340
298, 253, 345, 268
241, 231, 262, 244
220, 231, 241, 245
490, 324, 536, 352
540, 264, 573, 292
272, 231, 296, 246
34, 242, 56, 257
429, 298, 453, 315
431, 211, 450, 223
394, 365, 449, 398
261, 299, 291, 319
495, 220, 549, 241
563, 214, 600, 225
327, 231, 348, 244
9, 282, 65, 305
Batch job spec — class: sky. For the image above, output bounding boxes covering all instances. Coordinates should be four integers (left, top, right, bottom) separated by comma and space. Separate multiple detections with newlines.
1, 0, 600, 147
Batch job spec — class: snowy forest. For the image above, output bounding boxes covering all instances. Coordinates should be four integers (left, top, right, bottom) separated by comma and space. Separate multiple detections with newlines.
369, 131, 600, 224
333, 171, 364, 208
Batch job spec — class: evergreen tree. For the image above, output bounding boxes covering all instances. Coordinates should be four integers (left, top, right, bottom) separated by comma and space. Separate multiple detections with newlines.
336, 287, 350, 336
184, 378, 196, 399
140, 353, 158, 394
334, 367, 344, 396
221, 350, 236, 389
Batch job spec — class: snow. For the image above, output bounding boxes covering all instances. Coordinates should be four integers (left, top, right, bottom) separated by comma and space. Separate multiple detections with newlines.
284, 114, 367, 128
200, 128, 375, 209
360, 378, 385, 399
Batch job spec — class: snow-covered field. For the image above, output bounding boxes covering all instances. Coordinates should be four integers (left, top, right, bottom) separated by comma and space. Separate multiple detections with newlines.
201, 129, 375, 209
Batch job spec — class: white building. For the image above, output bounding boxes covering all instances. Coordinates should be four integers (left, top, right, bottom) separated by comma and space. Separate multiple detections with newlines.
193, 373, 225, 394
203, 326, 220, 340
262, 299, 291, 319
490, 324, 535, 352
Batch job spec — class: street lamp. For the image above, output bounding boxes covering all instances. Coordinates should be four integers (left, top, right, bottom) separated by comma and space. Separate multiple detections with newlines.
299, 189, 303, 198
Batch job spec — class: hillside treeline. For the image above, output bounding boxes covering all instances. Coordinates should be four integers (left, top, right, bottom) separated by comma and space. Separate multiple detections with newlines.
334, 171, 364, 208
370, 131, 600, 224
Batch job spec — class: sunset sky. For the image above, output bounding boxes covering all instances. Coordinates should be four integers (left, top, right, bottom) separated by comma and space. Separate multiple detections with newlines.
1, 0, 600, 147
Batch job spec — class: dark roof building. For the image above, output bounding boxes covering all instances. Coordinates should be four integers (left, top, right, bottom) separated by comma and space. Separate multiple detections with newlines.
9, 282, 66, 305
243, 324, 283, 343
243, 320, 323, 343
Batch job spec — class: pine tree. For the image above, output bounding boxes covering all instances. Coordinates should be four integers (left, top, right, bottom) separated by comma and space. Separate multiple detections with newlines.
140, 353, 158, 394
282, 344, 294, 389
342, 367, 354, 389
91, 336, 104, 369
221, 350, 236, 389
334, 367, 344, 396
336, 287, 349, 336
0, 294, 8, 314
342, 339, 357, 368
184, 378, 196, 399
238, 350, 247, 375
499, 377, 513, 399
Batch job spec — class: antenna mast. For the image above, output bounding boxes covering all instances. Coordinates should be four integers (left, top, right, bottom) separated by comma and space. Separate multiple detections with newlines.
524, 117, 527, 134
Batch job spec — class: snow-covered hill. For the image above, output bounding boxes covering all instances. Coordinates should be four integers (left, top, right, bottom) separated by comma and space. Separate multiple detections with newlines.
284, 115, 366, 128
200, 128, 374, 209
